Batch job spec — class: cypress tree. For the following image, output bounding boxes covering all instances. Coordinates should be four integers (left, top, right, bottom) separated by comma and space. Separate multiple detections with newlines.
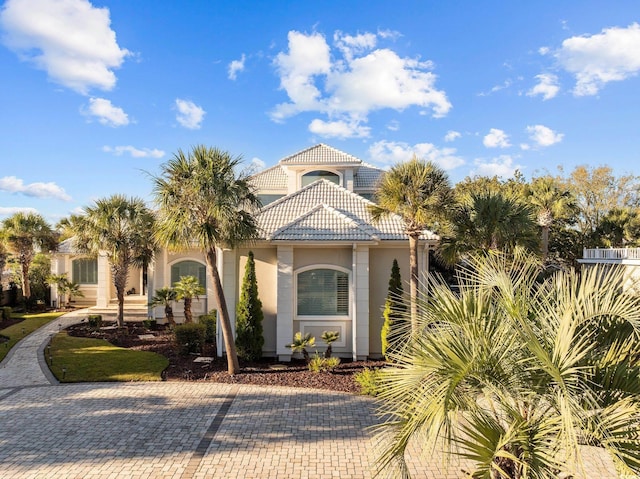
381, 259, 406, 360
235, 251, 264, 361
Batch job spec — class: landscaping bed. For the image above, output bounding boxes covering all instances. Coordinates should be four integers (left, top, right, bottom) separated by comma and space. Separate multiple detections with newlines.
65, 321, 385, 394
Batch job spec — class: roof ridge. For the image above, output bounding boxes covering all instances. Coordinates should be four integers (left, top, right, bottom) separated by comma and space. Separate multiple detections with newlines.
249, 163, 282, 178
321, 204, 380, 241
256, 178, 332, 215
279, 143, 362, 165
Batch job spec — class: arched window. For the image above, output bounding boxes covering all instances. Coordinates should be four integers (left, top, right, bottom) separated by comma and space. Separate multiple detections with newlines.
297, 268, 349, 316
72, 258, 97, 284
171, 260, 206, 289
301, 170, 340, 187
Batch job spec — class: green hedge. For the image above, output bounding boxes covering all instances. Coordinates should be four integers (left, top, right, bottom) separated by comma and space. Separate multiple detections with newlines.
174, 323, 206, 355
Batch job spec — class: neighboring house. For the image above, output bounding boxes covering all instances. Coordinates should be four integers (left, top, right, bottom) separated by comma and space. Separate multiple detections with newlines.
51, 144, 439, 360
578, 247, 640, 293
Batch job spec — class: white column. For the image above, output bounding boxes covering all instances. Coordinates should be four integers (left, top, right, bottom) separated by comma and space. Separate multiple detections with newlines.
276, 246, 294, 361
96, 251, 109, 308
354, 245, 370, 360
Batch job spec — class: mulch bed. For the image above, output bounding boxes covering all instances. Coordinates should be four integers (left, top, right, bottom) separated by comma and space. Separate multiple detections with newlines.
66, 321, 385, 394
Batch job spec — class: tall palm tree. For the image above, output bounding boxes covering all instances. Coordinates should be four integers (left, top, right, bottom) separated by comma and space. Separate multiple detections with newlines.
374, 251, 640, 478
438, 191, 539, 265
68, 195, 155, 327
527, 176, 575, 261
173, 275, 204, 323
152, 145, 260, 375
370, 157, 454, 331
2, 212, 57, 300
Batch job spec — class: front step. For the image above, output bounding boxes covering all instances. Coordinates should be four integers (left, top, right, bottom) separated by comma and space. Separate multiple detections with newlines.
88, 298, 150, 321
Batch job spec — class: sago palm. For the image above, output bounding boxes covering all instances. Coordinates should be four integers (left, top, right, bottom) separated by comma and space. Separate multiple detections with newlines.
152, 145, 260, 375
370, 157, 454, 332
374, 251, 640, 479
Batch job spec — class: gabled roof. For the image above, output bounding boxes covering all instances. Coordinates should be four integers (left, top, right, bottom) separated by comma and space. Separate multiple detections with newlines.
280, 143, 362, 166
256, 179, 437, 242
250, 164, 287, 191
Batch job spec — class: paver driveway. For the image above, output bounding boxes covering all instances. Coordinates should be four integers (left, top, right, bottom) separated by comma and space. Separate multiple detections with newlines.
0, 311, 618, 479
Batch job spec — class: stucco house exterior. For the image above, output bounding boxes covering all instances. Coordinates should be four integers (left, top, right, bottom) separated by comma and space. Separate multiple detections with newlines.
578, 247, 640, 293
51, 144, 438, 360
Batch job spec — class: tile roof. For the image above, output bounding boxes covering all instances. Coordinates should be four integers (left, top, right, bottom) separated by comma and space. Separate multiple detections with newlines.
353, 163, 383, 190
280, 143, 362, 165
57, 237, 77, 254
250, 164, 287, 191
256, 179, 437, 242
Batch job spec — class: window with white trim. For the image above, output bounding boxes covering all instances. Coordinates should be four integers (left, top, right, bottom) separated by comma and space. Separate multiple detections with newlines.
72, 258, 97, 285
171, 261, 206, 288
297, 268, 349, 316
301, 170, 340, 187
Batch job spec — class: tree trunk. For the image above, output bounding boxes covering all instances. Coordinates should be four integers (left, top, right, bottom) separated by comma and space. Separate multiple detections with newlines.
112, 261, 129, 328
408, 233, 419, 334
541, 225, 549, 261
184, 297, 192, 323
206, 248, 240, 375
165, 304, 175, 326
20, 260, 31, 300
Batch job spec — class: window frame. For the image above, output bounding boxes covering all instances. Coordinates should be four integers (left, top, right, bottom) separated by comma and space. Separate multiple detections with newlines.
300, 169, 342, 188
294, 265, 351, 320
71, 258, 98, 285
170, 260, 207, 290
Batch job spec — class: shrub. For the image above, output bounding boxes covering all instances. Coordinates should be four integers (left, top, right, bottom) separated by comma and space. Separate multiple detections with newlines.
354, 368, 382, 396
174, 323, 206, 355
87, 314, 102, 328
308, 353, 341, 373
287, 332, 315, 362
198, 311, 216, 343
143, 318, 157, 330
235, 251, 264, 361
381, 259, 406, 360
1, 306, 12, 321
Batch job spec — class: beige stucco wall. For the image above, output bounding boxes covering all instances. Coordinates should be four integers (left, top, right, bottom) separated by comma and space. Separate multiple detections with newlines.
368, 246, 411, 357
293, 247, 352, 271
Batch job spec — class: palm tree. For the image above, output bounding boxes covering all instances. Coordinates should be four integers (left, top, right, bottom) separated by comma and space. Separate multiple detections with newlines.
149, 287, 177, 326
152, 145, 260, 375
2, 212, 57, 300
173, 275, 204, 323
438, 191, 539, 265
526, 176, 575, 261
67, 195, 155, 327
370, 157, 454, 331
374, 251, 640, 479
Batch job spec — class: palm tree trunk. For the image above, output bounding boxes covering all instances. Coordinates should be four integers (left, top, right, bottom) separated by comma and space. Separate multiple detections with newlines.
20, 260, 31, 299
206, 248, 240, 375
165, 304, 175, 326
112, 262, 128, 328
541, 225, 549, 261
408, 233, 419, 334
184, 297, 192, 323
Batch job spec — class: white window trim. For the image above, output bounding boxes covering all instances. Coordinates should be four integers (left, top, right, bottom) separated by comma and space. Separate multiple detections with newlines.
294, 264, 351, 320
167, 258, 208, 293
298, 169, 343, 189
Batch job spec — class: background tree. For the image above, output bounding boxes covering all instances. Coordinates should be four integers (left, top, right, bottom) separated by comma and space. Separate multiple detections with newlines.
149, 287, 177, 326
594, 207, 640, 248
438, 191, 539, 265
375, 252, 640, 478
173, 275, 204, 323
235, 251, 264, 361
370, 157, 454, 332
153, 145, 260, 375
67, 195, 155, 327
381, 259, 406, 360
1, 212, 57, 301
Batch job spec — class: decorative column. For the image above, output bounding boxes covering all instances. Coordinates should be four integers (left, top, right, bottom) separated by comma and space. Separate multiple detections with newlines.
353, 245, 370, 360
276, 245, 294, 361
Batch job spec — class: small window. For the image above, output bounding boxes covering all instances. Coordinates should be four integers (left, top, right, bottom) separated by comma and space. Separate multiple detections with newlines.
171, 261, 206, 289
258, 194, 285, 206
301, 170, 340, 187
297, 268, 349, 316
72, 258, 97, 285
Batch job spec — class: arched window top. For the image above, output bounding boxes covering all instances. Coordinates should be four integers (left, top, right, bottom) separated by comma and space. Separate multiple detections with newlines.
296, 267, 349, 316
301, 170, 340, 187
170, 260, 206, 289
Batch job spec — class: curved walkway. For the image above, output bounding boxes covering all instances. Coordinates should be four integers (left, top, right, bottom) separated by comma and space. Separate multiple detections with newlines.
0, 311, 618, 479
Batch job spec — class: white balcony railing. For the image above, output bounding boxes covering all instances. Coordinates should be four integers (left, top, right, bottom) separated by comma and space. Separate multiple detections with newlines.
583, 248, 640, 260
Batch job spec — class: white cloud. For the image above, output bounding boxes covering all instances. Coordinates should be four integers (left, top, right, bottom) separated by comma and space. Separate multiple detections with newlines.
308, 118, 370, 139
102, 145, 165, 158
228, 54, 246, 80
368, 140, 464, 170
539, 46, 550, 55
471, 155, 522, 178
526, 124, 564, 147
249, 157, 266, 171
0, 206, 38, 216
386, 120, 400, 131
83, 97, 129, 126
555, 23, 640, 96
271, 29, 450, 138
0, 175, 71, 201
444, 130, 461, 142
0, 0, 130, 94
483, 128, 511, 148
527, 73, 560, 100
175, 99, 205, 129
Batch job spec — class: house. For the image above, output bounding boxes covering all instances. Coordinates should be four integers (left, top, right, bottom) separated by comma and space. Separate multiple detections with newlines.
578, 247, 640, 293
51, 144, 439, 360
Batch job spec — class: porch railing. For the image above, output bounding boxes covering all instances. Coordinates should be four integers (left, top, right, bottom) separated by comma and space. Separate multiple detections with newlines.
582, 248, 640, 260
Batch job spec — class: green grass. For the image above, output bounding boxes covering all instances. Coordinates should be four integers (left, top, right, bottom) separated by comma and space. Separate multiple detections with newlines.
0, 311, 65, 362
49, 332, 169, 382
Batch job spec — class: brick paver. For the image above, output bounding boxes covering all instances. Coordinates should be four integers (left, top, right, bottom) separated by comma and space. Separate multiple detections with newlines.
0, 311, 619, 479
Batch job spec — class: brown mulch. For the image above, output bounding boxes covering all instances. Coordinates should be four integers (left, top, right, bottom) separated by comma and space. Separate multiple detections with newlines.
66, 321, 385, 394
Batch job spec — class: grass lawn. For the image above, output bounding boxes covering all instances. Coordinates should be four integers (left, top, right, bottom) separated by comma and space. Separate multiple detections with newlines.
0, 311, 65, 362
49, 332, 169, 382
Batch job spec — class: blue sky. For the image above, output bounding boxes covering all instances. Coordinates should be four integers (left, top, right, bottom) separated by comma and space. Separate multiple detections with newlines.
1, 0, 639, 224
